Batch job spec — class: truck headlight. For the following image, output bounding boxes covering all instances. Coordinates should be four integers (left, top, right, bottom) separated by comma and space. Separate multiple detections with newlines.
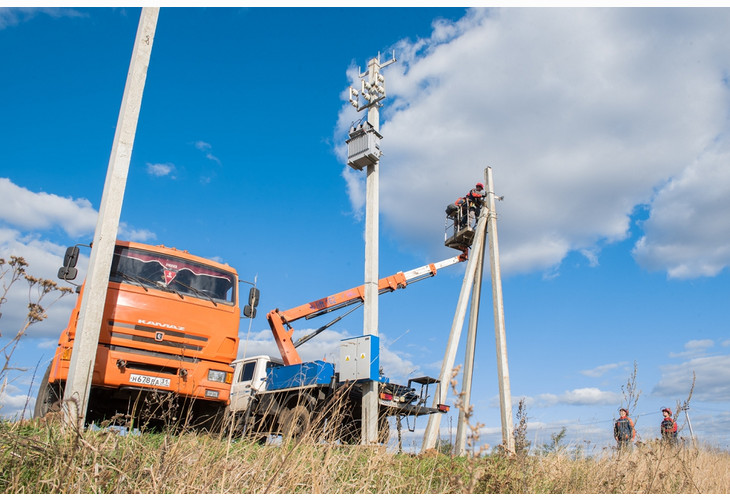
207, 369, 226, 383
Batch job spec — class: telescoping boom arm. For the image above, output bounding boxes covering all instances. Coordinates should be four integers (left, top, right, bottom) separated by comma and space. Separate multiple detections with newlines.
266, 252, 467, 365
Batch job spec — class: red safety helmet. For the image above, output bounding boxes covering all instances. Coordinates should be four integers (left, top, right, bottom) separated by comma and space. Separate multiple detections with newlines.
661, 407, 672, 416
476, 182, 484, 189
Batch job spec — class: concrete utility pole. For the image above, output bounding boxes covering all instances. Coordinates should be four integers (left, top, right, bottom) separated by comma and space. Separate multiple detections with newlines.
362, 57, 382, 446
455, 203, 488, 456
423, 167, 514, 454
63, 7, 159, 430
485, 166, 514, 452
347, 52, 395, 444
422, 213, 488, 452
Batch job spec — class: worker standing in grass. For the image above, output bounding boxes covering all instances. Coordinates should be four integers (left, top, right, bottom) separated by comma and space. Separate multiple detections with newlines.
660, 407, 678, 445
614, 408, 636, 450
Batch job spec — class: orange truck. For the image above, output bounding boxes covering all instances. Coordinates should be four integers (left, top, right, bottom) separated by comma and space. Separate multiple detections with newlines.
34, 240, 257, 428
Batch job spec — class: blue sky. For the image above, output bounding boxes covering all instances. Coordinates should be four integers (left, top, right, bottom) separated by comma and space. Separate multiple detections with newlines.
1, 6, 730, 453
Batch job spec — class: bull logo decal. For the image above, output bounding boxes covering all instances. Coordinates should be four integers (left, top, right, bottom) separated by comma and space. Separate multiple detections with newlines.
163, 269, 177, 286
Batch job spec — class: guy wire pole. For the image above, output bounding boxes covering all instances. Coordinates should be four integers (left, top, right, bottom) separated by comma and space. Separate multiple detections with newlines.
455, 186, 488, 456
486, 166, 514, 452
422, 212, 488, 452
63, 7, 159, 430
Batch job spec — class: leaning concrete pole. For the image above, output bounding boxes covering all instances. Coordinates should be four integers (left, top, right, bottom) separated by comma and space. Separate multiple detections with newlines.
455, 202, 488, 456
63, 8, 159, 430
422, 212, 487, 452
485, 166, 515, 452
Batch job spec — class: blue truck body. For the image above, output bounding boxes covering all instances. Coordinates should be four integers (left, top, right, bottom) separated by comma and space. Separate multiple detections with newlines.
266, 360, 336, 391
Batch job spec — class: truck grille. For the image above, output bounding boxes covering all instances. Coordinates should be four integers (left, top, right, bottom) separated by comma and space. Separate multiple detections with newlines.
110, 331, 203, 352
108, 320, 206, 351
109, 344, 202, 364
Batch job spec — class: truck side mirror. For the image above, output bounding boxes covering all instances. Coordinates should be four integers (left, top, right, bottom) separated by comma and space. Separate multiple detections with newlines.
58, 246, 80, 281
58, 266, 78, 281
63, 246, 79, 268
243, 305, 256, 319
242, 286, 259, 318
248, 287, 260, 307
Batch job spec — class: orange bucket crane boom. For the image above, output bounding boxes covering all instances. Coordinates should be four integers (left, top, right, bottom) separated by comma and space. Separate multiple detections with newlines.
266, 252, 467, 365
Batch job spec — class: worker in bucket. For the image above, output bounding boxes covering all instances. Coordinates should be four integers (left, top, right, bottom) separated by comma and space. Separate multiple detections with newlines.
452, 196, 467, 231
660, 407, 678, 445
614, 408, 636, 450
465, 182, 485, 228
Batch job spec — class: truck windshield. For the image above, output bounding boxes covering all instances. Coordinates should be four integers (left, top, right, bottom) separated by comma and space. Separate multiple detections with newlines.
110, 246, 236, 304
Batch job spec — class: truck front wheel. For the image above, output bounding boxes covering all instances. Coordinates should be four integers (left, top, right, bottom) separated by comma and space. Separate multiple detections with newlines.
33, 362, 63, 420
282, 404, 311, 441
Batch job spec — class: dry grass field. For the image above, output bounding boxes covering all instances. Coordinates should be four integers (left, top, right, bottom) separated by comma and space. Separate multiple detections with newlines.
1, 417, 728, 494
2, 255, 728, 494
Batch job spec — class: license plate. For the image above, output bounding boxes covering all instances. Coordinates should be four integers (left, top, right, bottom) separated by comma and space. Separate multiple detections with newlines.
129, 373, 171, 388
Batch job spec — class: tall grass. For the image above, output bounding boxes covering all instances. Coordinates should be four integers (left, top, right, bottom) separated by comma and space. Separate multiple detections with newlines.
2, 254, 729, 494
1, 417, 728, 494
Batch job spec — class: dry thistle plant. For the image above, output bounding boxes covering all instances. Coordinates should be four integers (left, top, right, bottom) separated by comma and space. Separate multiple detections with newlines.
1, 255, 73, 392
620, 361, 642, 420
513, 397, 530, 456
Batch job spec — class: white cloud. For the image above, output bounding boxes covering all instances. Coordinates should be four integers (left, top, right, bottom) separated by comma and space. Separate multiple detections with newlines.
194, 140, 221, 165
205, 154, 221, 165
0, 7, 85, 30
580, 362, 628, 378
579, 248, 600, 268
536, 387, 622, 407
0, 178, 97, 237
118, 223, 156, 242
1, 177, 155, 248
633, 142, 730, 278
37, 339, 59, 350
146, 162, 176, 178
336, 8, 730, 279
653, 354, 730, 402
669, 339, 715, 358
0, 228, 81, 340
0, 390, 34, 419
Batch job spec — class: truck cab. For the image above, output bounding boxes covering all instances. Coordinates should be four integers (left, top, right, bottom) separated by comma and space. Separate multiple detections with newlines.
228, 355, 284, 414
